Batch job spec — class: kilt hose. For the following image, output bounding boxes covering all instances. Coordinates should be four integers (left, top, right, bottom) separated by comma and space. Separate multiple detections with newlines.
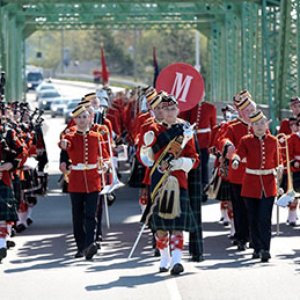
0, 181, 18, 222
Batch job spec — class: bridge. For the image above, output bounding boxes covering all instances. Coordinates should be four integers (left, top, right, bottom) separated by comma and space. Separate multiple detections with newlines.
0, 0, 299, 125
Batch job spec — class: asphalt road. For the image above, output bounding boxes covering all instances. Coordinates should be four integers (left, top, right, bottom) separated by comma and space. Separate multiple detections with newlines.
1, 82, 300, 300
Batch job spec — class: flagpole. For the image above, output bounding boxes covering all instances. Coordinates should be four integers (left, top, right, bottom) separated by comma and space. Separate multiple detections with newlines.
195, 30, 201, 72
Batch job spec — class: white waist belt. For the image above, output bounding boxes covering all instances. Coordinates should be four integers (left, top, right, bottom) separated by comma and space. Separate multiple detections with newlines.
245, 168, 276, 175
71, 163, 98, 170
197, 128, 211, 133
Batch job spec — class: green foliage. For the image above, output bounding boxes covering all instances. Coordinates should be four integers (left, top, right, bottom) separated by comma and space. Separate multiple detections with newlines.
26, 29, 208, 83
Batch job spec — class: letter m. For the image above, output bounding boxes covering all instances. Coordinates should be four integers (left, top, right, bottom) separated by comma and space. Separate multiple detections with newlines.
170, 72, 193, 102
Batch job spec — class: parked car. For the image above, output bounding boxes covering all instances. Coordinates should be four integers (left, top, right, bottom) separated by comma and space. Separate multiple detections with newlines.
50, 98, 69, 118
38, 90, 62, 110
64, 99, 81, 124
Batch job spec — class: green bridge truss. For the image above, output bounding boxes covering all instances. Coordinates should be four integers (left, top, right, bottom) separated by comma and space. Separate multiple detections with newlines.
0, 0, 299, 125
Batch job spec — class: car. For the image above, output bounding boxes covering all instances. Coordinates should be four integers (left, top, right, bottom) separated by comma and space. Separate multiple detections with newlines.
37, 90, 62, 110
26, 70, 43, 90
50, 98, 69, 118
64, 99, 81, 124
36, 81, 57, 93
35, 82, 58, 101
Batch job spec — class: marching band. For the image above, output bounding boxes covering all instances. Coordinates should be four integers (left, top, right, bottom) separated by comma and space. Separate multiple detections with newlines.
0, 75, 299, 276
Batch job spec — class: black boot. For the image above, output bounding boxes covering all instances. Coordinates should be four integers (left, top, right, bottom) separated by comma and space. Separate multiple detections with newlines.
260, 250, 271, 263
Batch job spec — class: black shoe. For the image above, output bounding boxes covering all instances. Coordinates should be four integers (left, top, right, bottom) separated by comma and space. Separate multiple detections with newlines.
74, 250, 84, 258
107, 193, 116, 206
6, 240, 16, 249
289, 221, 296, 227
159, 267, 169, 273
26, 218, 33, 226
223, 221, 229, 227
202, 194, 208, 203
16, 224, 27, 233
190, 255, 204, 262
260, 250, 271, 263
10, 227, 16, 237
96, 242, 101, 250
237, 242, 247, 251
154, 249, 160, 257
170, 263, 184, 275
249, 242, 255, 249
252, 251, 260, 259
96, 235, 103, 242
0, 248, 7, 261
85, 243, 98, 260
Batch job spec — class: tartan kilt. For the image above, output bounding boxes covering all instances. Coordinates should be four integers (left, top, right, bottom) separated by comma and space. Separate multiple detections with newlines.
0, 181, 18, 222
150, 189, 197, 232
216, 179, 231, 201
293, 171, 300, 193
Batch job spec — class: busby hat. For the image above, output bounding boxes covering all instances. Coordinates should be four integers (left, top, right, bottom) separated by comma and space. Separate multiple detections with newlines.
145, 89, 158, 104
72, 105, 87, 118
84, 92, 96, 102
161, 94, 178, 107
249, 110, 266, 123
233, 89, 252, 108
290, 97, 300, 106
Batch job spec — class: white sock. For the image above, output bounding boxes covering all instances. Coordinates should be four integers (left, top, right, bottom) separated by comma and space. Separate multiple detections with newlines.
0, 238, 6, 249
230, 219, 235, 236
171, 249, 182, 266
159, 247, 171, 268
27, 207, 33, 219
17, 212, 28, 226
288, 210, 297, 223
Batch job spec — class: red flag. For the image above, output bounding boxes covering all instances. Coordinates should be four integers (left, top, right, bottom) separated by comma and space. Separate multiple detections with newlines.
101, 47, 109, 85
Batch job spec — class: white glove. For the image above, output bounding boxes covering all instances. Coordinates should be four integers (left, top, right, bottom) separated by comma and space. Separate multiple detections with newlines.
183, 126, 194, 141
170, 157, 193, 173
232, 160, 239, 170
143, 131, 155, 147
140, 146, 154, 167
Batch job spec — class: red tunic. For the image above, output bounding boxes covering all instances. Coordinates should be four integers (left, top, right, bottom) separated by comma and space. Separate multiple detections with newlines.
62, 130, 109, 193
288, 133, 300, 173
279, 118, 291, 135
145, 120, 200, 190
235, 134, 279, 198
221, 120, 251, 184
180, 101, 217, 149
136, 117, 156, 185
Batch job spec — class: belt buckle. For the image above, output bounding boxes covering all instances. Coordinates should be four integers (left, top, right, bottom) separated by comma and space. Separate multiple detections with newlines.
84, 164, 88, 170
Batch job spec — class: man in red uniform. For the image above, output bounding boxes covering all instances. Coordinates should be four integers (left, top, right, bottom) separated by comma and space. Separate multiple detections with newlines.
278, 97, 300, 134
59, 105, 109, 260
287, 114, 300, 224
232, 110, 281, 262
180, 100, 216, 202
220, 95, 257, 250
140, 95, 200, 275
